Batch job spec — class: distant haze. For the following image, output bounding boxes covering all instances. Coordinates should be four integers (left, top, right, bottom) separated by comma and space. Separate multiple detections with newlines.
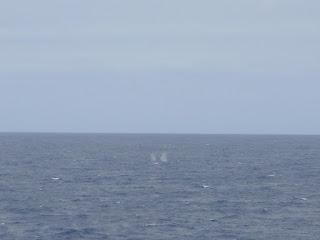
1, 0, 319, 134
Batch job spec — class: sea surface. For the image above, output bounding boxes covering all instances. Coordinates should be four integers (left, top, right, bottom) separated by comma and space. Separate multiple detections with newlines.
0, 133, 320, 240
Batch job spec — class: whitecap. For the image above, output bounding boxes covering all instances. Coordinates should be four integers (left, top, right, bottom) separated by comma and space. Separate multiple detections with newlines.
145, 223, 158, 227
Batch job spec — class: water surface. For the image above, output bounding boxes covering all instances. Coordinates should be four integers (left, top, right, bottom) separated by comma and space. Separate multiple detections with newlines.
0, 133, 320, 239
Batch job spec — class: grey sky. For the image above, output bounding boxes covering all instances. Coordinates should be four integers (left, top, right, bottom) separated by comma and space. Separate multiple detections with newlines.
1, 0, 319, 134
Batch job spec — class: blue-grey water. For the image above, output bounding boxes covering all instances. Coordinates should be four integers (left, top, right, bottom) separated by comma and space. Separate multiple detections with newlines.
0, 133, 320, 240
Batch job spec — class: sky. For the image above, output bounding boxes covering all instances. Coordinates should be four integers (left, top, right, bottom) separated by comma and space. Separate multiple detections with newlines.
0, 0, 319, 134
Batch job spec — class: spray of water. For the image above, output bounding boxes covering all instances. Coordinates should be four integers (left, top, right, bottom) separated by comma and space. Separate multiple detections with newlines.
150, 152, 168, 163
160, 152, 168, 162
150, 152, 157, 163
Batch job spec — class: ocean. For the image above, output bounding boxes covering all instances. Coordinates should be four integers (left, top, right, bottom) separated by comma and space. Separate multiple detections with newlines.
0, 133, 320, 239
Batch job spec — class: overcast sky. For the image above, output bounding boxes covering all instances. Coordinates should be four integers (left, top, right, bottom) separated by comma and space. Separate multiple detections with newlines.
0, 0, 319, 134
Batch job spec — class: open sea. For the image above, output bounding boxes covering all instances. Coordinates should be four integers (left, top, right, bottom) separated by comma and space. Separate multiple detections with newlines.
0, 133, 320, 240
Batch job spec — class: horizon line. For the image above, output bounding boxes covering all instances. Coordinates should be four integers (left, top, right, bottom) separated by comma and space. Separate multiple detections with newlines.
0, 131, 319, 136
